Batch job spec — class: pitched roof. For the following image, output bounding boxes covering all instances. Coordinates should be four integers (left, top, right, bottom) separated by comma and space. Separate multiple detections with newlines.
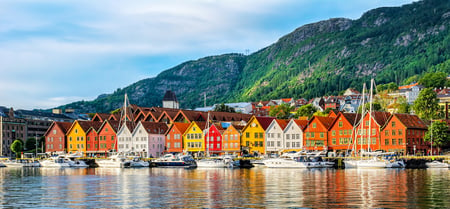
255, 116, 276, 130
91, 113, 111, 122
140, 122, 169, 134
370, 111, 391, 127
341, 113, 362, 126
168, 122, 191, 135
316, 116, 335, 129
163, 90, 178, 102
193, 121, 207, 131
275, 119, 289, 130
393, 114, 427, 129
44, 121, 73, 136
293, 119, 308, 130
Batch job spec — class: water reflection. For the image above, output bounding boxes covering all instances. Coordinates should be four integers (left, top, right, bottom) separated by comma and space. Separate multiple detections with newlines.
0, 167, 448, 208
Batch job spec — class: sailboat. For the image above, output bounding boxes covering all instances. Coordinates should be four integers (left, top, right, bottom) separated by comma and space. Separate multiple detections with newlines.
344, 79, 389, 169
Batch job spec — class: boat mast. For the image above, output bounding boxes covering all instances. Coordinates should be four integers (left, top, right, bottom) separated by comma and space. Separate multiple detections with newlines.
368, 79, 374, 153
359, 83, 366, 157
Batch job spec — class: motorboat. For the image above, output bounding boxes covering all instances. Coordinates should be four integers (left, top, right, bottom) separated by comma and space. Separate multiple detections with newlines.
263, 156, 309, 168
153, 154, 197, 168
3, 159, 41, 167
40, 156, 70, 168
425, 160, 449, 168
128, 157, 149, 167
96, 154, 129, 168
196, 155, 237, 168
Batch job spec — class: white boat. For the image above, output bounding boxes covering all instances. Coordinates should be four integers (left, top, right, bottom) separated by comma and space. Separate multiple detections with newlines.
344, 157, 387, 169
263, 156, 309, 168
196, 155, 236, 168
128, 157, 149, 167
425, 161, 449, 168
3, 159, 41, 167
96, 154, 129, 168
153, 154, 197, 168
40, 156, 71, 168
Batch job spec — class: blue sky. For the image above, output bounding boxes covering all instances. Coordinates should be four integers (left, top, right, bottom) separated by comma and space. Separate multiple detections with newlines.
0, 0, 415, 110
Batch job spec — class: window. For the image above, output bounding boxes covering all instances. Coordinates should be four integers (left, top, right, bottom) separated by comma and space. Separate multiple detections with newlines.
277, 141, 281, 147
392, 138, 397, 145
365, 121, 369, 126
371, 137, 376, 144
338, 121, 343, 128
312, 123, 316, 128
385, 130, 389, 136
398, 129, 403, 135
332, 130, 336, 136
332, 138, 336, 145
167, 143, 170, 148
254, 133, 258, 138
246, 132, 250, 138
286, 142, 290, 147
392, 130, 396, 136
343, 130, 347, 135
259, 133, 263, 138
320, 132, 324, 138
311, 132, 315, 138
286, 134, 290, 140
246, 141, 249, 146
392, 122, 396, 127
260, 141, 263, 147
371, 129, 376, 136
385, 139, 389, 145
398, 138, 403, 145
53, 130, 56, 134
339, 130, 343, 136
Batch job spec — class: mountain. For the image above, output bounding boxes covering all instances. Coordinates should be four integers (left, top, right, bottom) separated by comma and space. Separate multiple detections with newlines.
59, 0, 450, 113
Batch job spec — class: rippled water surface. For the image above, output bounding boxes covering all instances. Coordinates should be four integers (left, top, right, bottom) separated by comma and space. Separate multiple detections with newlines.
0, 167, 449, 208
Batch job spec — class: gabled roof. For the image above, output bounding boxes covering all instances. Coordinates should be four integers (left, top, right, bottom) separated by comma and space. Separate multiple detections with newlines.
210, 123, 226, 134
308, 116, 334, 130
98, 120, 123, 133
91, 113, 111, 122
174, 110, 204, 123
293, 119, 308, 130
341, 113, 362, 126
274, 119, 289, 130
369, 111, 391, 127
85, 121, 103, 134
139, 122, 169, 134
255, 116, 276, 130
166, 122, 191, 135
44, 121, 73, 136
157, 109, 180, 122
389, 114, 427, 129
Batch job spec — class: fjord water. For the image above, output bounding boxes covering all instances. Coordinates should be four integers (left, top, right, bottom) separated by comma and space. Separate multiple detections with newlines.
0, 167, 449, 208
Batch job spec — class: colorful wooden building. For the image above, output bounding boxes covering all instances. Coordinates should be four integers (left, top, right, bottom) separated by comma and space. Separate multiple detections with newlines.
44, 121, 72, 154
327, 112, 361, 153
355, 111, 391, 152
241, 116, 275, 155
205, 123, 225, 155
283, 119, 308, 152
303, 116, 334, 151
184, 121, 207, 154
97, 120, 120, 153
222, 123, 243, 155
85, 122, 103, 156
132, 121, 168, 158
165, 122, 190, 153
265, 119, 289, 154
381, 114, 428, 155
66, 120, 94, 154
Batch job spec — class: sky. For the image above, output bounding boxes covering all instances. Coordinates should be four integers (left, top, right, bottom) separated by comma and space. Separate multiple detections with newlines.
0, 0, 416, 110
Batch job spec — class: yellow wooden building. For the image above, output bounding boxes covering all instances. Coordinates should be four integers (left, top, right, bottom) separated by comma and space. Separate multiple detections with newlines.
241, 116, 275, 155
183, 121, 206, 154
66, 120, 94, 155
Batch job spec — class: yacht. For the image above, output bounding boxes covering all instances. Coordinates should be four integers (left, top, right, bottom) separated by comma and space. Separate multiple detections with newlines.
425, 160, 449, 168
3, 159, 41, 167
40, 156, 70, 168
128, 157, 149, 167
196, 155, 237, 168
96, 154, 129, 168
153, 154, 197, 168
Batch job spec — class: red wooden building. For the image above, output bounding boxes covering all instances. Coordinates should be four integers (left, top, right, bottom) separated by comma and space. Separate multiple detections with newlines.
327, 112, 361, 153
165, 122, 190, 153
205, 123, 225, 154
303, 116, 334, 151
44, 121, 72, 153
381, 114, 428, 155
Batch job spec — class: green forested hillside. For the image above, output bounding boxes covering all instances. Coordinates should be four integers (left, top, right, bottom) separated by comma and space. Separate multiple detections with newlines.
59, 0, 450, 113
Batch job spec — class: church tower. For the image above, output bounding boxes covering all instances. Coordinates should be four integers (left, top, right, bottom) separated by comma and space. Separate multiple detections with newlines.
162, 90, 179, 109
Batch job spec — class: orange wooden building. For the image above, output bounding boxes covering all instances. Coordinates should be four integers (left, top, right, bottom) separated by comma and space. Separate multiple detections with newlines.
303, 116, 334, 151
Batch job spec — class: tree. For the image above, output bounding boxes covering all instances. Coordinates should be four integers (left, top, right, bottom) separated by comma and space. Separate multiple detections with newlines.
269, 103, 294, 119
419, 72, 447, 88
424, 121, 450, 154
10, 139, 23, 159
294, 104, 317, 119
213, 103, 236, 113
357, 102, 383, 113
25, 138, 37, 151
413, 88, 440, 120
